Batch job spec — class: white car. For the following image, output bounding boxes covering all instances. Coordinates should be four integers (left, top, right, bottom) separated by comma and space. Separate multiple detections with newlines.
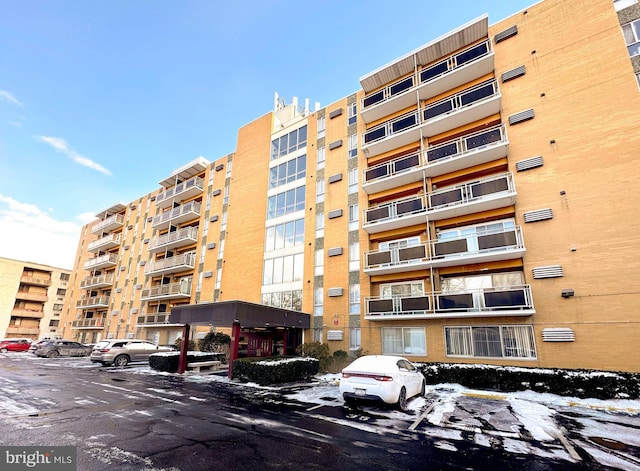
339, 355, 425, 411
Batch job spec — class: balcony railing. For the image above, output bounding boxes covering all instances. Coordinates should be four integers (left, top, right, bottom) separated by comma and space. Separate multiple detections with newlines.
365, 285, 534, 320
151, 201, 201, 229
71, 318, 105, 329
11, 308, 45, 319
148, 226, 199, 253
87, 233, 121, 253
135, 312, 182, 325
15, 291, 48, 303
361, 40, 494, 124
80, 273, 114, 289
144, 252, 196, 276
364, 226, 525, 275
140, 281, 192, 301
155, 176, 205, 209
91, 213, 124, 235
427, 172, 516, 220
83, 253, 118, 271
362, 80, 500, 158
19, 275, 52, 287
363, 195, 428, 234
76, 295, 110, 309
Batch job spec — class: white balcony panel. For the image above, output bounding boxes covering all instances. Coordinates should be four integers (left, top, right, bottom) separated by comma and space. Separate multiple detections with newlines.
363, 196, 428, 234
148, 226, 199, 253
76, 296, 110, 309
362, 124, 421, 159
87, 233, 121, 253
83, 253, 118, 270
420, 93, 501, 138
360, 90, 418, 126
429, 246, 526, 268
151, 201, 201, 230
140, 281, 192, 301
91, 214, 124, 235
80, 274, 114, 289
155, 176, 205, 209
428, 191, 516, 220
144, 253, 196, 276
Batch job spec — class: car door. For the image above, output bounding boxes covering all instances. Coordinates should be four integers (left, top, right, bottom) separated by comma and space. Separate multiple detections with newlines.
397, 359, 422, 396
126, 342, 147, 362
67, 342, 83, 356
56, 341, 71, 356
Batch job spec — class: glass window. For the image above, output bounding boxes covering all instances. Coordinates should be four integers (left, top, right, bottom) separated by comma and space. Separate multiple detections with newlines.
295, 219, 305, 246
348, 133, 358, 158
348, 103, 357, 125
349, 242, 360, 272
314, 287, 323, 316
315, 249, 324, 276
623, 19, 640, 56
317, 117, 326, 138
348, 204, 359, 231
316, 179, 325, 203
317, 146, 325, 170
316, 212, 324, 238
381, 327, 426, 355
349, 284, 360, 314
349, 328, 361, 350
445, 325, 536, 359
348, 168, 358, 194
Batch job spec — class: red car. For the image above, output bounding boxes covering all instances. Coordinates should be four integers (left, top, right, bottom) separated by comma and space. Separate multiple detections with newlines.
0, 339, 31, 353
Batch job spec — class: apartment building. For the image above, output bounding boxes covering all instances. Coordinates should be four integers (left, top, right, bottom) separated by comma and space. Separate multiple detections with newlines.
0, 257, 71, 340
60, 0, 640, 372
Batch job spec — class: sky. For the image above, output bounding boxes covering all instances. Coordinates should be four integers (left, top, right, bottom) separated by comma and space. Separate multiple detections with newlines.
0, 0, 536, 269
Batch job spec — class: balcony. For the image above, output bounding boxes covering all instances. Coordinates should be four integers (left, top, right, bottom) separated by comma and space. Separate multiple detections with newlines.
5, 326, 40, 336
15, 291, 48, 303
80, 273, 114, 289
136, 311, 183, 326
76, 295, 110, 309
87, 233, 121, 253
11, 308, 45, 319
427, 173, 516, 220
155, 176, 205, 209
363, 151, 424, 195
362, 80, 500, 159
361, 40, 494, 124
424, 124, 508, 177
144, 253, 196, 277
83, 253, 118, 271
364, 226, 525, 275
140, 281, 192, 301
91, 213, 124, 235
19, 275, 52, 287
363, 195, 428, 234
148, 226, 199, 253
365, 285, 535, 320
151, 201, 201, 230
71, 318, 105, 329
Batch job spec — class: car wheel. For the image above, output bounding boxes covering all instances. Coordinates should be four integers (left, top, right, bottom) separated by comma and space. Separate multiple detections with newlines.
47, 350, 60, 358
343, 395, 358, 408
113, 355, 130, 367
397, 387, 408, 411
0, 348, 7, 353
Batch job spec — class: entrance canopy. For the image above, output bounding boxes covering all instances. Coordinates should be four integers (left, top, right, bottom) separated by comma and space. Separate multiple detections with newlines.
169, 300, 311, 329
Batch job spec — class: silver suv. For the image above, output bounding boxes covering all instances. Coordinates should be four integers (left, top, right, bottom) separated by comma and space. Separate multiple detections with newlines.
90, 339, 174, 367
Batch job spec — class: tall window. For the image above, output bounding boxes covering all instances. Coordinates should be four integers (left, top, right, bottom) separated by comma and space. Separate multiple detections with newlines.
317, 147, 325, 170
265, 218, 305, 251
314, 287, 323, 316
316, 212, 324, 238
445, 325, 536, 359
271, 126, 308, 160
349, 242, 360, 272
348, 133, 358, 158
622, 19, 640, 56
267, 187, 306, 219
317, 117, 325, 138
348, 204, 359, 231
349, 327, 361, 350
381, 327, 426, 355
348, 103, 357, 125
223, 183, 230, 204
349, 284, 360, 314
348, 168, 358, 194
269, 155, 307, 189
315, 249, 324, 276
316, 179, 325, 203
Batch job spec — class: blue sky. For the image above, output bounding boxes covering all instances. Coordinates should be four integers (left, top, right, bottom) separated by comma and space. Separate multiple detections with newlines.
0, 0, 535, 269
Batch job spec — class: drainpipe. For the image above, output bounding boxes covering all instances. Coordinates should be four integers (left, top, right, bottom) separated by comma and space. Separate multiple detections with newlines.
178, 323, 190, 374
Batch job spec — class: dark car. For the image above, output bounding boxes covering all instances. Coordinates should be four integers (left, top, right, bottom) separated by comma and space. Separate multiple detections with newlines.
0, 339, 31, 353
34, 340, 93, 358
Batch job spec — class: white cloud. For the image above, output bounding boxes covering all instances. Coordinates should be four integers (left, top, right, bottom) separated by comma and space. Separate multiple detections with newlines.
0, 194, 82, 269
0, 89, 23, 106
36, 135, 112, 176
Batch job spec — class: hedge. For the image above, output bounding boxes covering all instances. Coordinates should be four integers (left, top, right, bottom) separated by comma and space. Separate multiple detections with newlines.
232, 356, 319, 385
419, 363, 640, 400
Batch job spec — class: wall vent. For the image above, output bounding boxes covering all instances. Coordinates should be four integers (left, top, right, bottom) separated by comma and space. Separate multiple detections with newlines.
111, 310, 119, 315
116, 288, 122, 293
328, 247, 343, 257
542, 328, 575, 342
210, 215, 219, 222
329, 108, 343, 119
136, 284, 142, 289
516, 156, 544, 172
140, 260, 146, 266
212, 189, 222, 196
495, 25, 518, 43
329, 140, 343, 150
524, 208, 553, 223
328, 287, 343, 297
328, 209, 343, 219
501, 65, 526, 83
207, 242, 216, 250
532, 265, 563, 279
215, 164, 224, 171
131, 308, 138, 314
203, 271, 213, 278
328, 173, 343, 184
509, 109, 535, 125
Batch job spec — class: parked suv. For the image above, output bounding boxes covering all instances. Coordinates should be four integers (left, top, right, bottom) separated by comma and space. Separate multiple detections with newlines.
90, 339, 173, 367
